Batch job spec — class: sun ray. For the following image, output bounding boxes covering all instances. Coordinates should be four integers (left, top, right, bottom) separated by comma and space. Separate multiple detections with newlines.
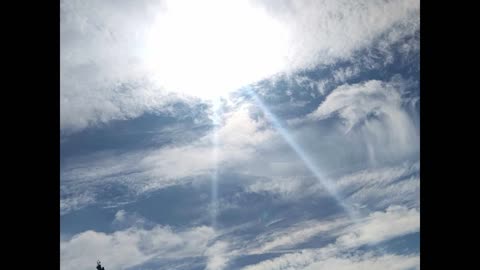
210, 97, 223, 228
246, 88, 361, 221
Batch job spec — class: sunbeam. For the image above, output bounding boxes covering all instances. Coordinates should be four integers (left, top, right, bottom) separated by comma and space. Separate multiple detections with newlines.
246, 88, 361, 221
210, 97, 223, 228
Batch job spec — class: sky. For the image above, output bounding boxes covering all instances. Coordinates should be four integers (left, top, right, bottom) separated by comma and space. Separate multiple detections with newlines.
60, 0, 420, 269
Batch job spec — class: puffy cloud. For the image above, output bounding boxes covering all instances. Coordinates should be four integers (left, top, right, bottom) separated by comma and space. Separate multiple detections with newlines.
60, 225, 216, 270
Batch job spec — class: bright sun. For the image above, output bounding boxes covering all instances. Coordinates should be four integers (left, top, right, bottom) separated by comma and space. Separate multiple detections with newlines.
141, 0, 290, 99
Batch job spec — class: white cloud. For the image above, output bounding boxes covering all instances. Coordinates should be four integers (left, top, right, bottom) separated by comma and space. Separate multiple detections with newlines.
60, 225, 216, 270
245, 176, 314, 199
308, 76, 419, 164
332, 66, 361, 83
60, 3, 420, 269
335, 205, 419, 248
315, 79, 331, 95
112, 210, 149, 229
60, 76, 419, 213
302, 253, 419, 270
60, 0, 177, 132
241, 205, 419, 270
242, 161, 419, 212
247, 218, 349, 254
60, 192, 95, 215
310, 78, 404, 131
61, 0, 419, 132
242, 248, 414, 270
336, 162, 419, 190
60, 201, 419, 270
216, 105, 274, 148
205, 241, 230, 270
257, 0, 419, 71
114, 209, 126, 223
336, 162, 420, 208
348, 175, 419, 209
60, 105, 277, 213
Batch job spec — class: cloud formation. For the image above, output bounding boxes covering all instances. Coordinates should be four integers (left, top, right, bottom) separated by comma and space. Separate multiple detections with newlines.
61, 89, 419, 215
308, 76, 419, 164
241, 205, 419, 270
205, 241, 230, 270
60, 2, 420, 269
61, 0, 419, 132
302, 253, 419, 270
60, 104, 275, 213
60, 204, 418, 270
258, 0, 419, 71
60, 224, 216, 270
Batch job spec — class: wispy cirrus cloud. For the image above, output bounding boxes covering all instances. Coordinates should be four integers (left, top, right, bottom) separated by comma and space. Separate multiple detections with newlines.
258, 0, 419, 70
240, 205, 419, 270
241, 157, 419, 212
61, 1, 420, 269
245, 217, 350, 255
61, 88, 419, 215
60, 104, 275, 214
61, 0, 419, 132
302, 253, 419, 270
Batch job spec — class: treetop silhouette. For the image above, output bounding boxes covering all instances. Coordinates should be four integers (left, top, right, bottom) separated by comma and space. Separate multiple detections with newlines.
96, 260, 105, 270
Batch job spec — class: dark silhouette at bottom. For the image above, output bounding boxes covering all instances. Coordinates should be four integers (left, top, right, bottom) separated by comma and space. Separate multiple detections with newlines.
96, 260, 105, 270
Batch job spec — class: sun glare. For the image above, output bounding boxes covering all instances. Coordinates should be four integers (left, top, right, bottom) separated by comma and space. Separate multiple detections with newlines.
141, 0, 290, 99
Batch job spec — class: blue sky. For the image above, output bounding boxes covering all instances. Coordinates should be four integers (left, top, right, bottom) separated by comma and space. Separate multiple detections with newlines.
60, 0, 420, 269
